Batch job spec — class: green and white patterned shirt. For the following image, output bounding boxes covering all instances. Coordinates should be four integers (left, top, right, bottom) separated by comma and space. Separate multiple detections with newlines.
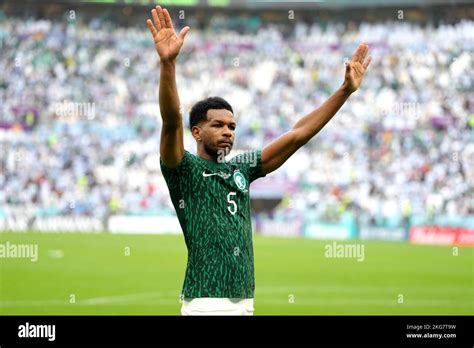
160, 150, 266, 298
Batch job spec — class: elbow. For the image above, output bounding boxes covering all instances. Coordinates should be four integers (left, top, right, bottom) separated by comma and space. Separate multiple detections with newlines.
292, 128, 309, 147
162, 118, 183, 131
160, 109, 183, 129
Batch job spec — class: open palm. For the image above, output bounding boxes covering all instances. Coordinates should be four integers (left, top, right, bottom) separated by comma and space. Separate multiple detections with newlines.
344, 43, 372, 93
147, 6, 190, 62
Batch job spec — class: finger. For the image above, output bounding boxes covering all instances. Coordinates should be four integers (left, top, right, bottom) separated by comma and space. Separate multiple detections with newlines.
345, 60, 351, 75
351, 43, 364, 63
163, 8, 174, 30
147, 19, 158, 37
178, 26, 190, 42
151, 9, 161, 30
363, 55, 372, 69
156, 6, 166, 30
360, 44, 368, 63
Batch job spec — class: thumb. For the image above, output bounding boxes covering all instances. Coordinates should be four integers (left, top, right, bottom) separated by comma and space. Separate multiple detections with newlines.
345, 60, 351, 75
178, 26, 190, 42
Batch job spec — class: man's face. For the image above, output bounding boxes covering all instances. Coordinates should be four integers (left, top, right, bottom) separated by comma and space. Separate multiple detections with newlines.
193, 109, 236, 157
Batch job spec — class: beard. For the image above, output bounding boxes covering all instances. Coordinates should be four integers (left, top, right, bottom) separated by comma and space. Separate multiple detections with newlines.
204, 140, 231, 162
203, 141, 218, 158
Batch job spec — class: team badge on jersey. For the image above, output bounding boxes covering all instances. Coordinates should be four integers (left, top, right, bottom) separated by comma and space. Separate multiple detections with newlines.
233, 171, 247, 192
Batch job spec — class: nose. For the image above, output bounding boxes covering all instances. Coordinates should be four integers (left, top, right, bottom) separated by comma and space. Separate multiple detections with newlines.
223, 126, 233, 138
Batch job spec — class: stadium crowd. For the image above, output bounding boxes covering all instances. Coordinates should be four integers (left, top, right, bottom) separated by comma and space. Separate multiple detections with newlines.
0, 12, 473, 226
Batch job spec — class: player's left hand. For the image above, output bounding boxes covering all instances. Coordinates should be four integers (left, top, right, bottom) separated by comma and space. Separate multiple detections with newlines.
343, 43, 372, 94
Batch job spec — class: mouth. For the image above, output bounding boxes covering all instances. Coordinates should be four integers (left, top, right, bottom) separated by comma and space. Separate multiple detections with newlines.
219, 141, 233, 146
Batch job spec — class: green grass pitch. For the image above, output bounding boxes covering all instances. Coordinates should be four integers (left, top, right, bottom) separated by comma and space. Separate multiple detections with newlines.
0, 232, 472, 315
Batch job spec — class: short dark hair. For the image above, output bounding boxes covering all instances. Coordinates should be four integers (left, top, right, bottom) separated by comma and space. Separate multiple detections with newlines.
189, 96, 233, 130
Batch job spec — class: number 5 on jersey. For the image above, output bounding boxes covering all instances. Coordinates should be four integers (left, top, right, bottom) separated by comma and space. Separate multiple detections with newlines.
227, 192, 237, 215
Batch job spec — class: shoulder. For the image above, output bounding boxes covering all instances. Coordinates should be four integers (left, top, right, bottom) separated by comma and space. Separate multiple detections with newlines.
160, 150, 197, 174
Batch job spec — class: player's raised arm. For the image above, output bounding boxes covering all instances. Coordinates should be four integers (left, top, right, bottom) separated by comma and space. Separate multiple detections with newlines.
261, 43, 372, 175
147, 6, 190, 168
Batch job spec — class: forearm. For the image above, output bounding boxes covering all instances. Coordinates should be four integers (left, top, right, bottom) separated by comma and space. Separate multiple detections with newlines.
159, 59, 182, 128
293, 85, 352, 144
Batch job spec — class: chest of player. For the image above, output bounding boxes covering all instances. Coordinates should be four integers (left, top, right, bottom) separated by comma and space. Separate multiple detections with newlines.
188, 164, 250, 217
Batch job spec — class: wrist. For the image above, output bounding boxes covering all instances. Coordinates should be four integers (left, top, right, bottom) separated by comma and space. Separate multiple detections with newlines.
339, 83, 354, 97
160, 58, 176, 66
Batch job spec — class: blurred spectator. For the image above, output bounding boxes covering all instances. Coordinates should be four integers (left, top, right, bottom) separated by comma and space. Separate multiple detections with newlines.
0, 15, 472, 224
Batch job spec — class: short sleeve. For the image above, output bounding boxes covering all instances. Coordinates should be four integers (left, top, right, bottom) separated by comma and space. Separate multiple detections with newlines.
229, 149, 266, 184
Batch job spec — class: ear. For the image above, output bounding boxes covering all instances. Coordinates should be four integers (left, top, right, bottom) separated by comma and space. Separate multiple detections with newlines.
191, 125, 202, 141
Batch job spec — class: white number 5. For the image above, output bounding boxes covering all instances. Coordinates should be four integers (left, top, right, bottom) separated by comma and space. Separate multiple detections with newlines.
227, 192, 237, 215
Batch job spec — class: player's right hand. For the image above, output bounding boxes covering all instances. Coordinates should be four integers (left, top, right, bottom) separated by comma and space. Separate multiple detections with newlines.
147, 6, 190, 63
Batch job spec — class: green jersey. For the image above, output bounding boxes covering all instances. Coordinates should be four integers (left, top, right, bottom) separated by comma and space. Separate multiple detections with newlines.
160, 149, 266, 298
